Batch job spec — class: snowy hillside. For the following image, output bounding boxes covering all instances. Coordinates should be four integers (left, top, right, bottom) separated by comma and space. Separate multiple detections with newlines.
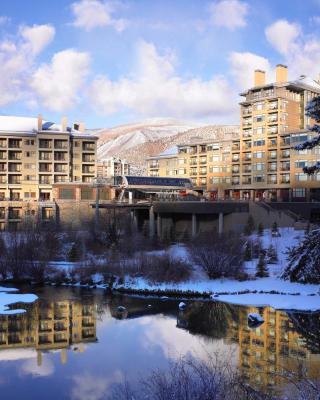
95, 120, 240, 174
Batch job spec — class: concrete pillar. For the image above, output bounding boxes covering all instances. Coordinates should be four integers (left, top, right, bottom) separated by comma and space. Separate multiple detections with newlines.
37, 350, 42, 367
192, 213, 197, 238
218, 212, 224, 235
149, 206, 155, 238
128, 191, 133, 204
60, 348, 67, 364
157, 213, 162, 238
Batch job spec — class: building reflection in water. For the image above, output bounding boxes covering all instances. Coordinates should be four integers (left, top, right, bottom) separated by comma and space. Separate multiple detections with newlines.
0, 300, 97, 365
177, 302, 320, 393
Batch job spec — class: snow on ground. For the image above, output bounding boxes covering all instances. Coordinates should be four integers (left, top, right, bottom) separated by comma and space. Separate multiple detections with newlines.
215, 293, 320, 311
116, 228, 320, 311
0, 287, 38, 315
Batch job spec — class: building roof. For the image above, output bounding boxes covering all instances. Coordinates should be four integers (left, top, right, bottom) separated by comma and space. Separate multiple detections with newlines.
240, 75, 320, 97
0, 115, 97, 139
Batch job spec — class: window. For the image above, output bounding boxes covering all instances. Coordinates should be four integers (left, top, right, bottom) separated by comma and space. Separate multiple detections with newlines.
253, 139, 265, 147
59, 188, 74, 200
254, 163, 265, 171
25, 151, 35, 158
295, 173, 308, 181
210, 166, 221, 173
25, 139, 35, 146
292, 188, 306, 198
255, 114, 264, 123
295, 160, 307, 168
81, 188, 93, 200
254, 151, 265, 159
254, 127, 264, 135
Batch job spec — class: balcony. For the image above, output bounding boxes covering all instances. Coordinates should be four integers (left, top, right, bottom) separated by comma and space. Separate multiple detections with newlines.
243, 166, 252, 173
242, 178, 252, 184
54, 140, 68, 150
281, 177, 290, 184
39, 140, 52, 149
281, 152, 290, 159
268, 153, 277, 160
82, 155, 95, 163
243, 155, 252, 162
8, 176, 21, 184
232, 155, 240, 162
39, 164, 52, 173
242, 107, 252, 115
0, 165, 6, 172
8, 164, 21, 172
39, 176, 52, 185
39, 152, 52, 161
8, 152, 21, 161
232, 167, 240, 173
54, 153, 67, 162
268, 102, 278, 110
268, 128, 278, 135
232, 178, 240, 185
8, 140, 21, 149
149, 163, 159, 169
8, 209, 21, 219
82, 142, 95, 151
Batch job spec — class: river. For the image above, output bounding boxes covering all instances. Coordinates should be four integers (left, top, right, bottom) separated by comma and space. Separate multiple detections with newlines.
0, 286, 319, 399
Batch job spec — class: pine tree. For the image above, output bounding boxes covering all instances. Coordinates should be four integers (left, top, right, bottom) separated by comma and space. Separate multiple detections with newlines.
282, 229, 320, 283
271, 221, 280, 237
244, 215, 255, 236
293, 96, 320, 174
252, 239, 262, 258
256, 252, 269, 278
68, 241, 82, 262
266, 244, 278, 264
244, 241, 252, 261
257, 223, 264, 237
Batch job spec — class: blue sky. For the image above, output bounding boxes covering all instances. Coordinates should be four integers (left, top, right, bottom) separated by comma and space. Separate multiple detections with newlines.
1, 0, 320, 128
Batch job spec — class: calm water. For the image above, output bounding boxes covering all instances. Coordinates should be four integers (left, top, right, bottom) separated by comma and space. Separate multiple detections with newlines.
0, 286, 319, 399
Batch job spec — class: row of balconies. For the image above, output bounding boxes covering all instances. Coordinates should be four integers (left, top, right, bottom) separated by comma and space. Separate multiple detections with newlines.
0, 139, 95, 151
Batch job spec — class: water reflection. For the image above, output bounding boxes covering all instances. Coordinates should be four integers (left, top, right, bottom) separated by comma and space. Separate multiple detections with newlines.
0, 296, 97, 365
0, 287, 318, 399
179, 302, 320, 392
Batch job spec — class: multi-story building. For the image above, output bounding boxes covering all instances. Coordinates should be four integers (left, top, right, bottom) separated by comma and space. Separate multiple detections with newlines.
147, 133, 238, 199
231, 65, 320, 201
97, 157, 130, 181
0, 115, 97, 203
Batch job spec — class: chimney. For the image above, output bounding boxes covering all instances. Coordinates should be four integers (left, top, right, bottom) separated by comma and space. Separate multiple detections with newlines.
276, 64, 288, 83
61, 116, 67, 132
254, 69, 266, 86
79, 122, 85, 132
37, 114, 43, 131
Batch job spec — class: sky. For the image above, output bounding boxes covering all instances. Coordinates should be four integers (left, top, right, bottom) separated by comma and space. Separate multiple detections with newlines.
0, 0, 320, 128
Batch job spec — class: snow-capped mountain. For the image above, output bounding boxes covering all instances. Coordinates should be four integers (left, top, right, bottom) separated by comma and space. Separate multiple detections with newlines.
94, 119, 240, 175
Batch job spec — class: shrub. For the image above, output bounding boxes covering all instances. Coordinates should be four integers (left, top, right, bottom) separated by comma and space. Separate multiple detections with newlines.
255, 252, 269, 278
266, 244, 278, 264
190, 234, 244, 279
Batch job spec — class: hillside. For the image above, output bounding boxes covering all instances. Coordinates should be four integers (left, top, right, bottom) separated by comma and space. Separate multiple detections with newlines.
95, 120, 240, 175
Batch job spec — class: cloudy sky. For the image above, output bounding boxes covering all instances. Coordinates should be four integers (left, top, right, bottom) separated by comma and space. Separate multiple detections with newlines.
1, 0, 320, 128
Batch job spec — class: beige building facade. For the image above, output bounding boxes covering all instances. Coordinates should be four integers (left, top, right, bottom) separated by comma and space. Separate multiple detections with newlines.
0, 115, 97, 203
231, 65, 320, 201
97, 157, 130, 181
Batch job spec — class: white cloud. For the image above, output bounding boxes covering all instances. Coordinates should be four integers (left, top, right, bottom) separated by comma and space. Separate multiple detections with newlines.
209, 0, 249, 31
89, 40, 236, 119
71, 0, 127, 32
0, 24, 54, 106
30, 49, 90, 112
265, 19, 300, 56
20, 24, 55, 55
229, 51, 272, 90
71, 371, 123, 400
265, 19, 320, 79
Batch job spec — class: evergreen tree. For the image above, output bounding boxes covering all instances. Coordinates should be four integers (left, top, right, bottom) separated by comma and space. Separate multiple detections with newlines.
244, 241, 252, 261
244, 215, 255, 236
282, 229, 320, 283
293, 96, 320, 174
255, 252, 269, 278
266, 244, 278, 264
271, 221, 280, 237
252, 239, 262, 258
257, 223, 264, 237
68, 241, 82, 262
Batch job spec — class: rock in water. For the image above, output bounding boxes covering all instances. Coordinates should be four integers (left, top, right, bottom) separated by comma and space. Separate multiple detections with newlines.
248, 313, 264, 327
117, 306, 126, 312
179, 302, 186, 310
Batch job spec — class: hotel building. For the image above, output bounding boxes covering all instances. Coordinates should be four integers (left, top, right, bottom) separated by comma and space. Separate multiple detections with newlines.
232, 64, 320, 201
0, 115, 97, 203
147, 132, 238, 199
148, 65, 320, 202
97, 157, 130, 181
